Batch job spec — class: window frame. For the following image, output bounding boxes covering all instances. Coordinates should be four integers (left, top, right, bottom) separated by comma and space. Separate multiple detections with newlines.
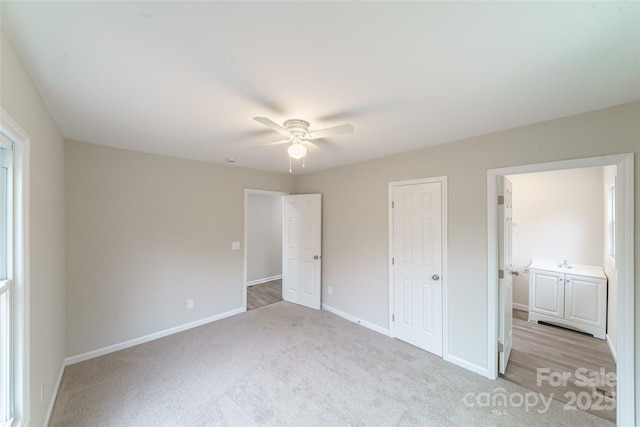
0, 138, 14, 427
0, 108, 30, 427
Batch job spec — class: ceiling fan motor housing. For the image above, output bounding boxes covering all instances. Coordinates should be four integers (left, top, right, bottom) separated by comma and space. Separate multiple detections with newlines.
284, 119, 310, 139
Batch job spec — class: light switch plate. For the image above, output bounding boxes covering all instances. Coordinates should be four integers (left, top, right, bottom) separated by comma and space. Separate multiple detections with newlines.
231, 241, 240, 250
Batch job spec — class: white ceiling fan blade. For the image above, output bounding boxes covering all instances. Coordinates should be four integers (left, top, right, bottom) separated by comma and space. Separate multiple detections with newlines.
308, 124, 354, 140
253, 117, 288, 135
306, 141, 322, 152
251, 139, 290, 149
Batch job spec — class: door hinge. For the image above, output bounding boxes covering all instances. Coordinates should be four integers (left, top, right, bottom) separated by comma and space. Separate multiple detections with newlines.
392, 314, 395, 322
392, 201, 394, 209
498, 195, 504, 205
498, 269, 504, 279
392, 257, 395, 265
498, 342, 504, 352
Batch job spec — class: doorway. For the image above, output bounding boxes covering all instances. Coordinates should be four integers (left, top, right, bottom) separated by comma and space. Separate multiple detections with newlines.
243, 190, 323, 312
243, 189, 287, 311
501, 167, 617, 422
487, 153, 635, 425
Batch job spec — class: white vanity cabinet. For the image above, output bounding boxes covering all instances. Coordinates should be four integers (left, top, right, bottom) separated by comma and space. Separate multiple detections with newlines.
528, 260, 607, 339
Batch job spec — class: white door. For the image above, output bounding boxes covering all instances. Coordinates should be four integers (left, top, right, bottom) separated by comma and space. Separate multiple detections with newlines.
498, 176, 513, 374
392, 182, 443, 356
283, 194, 322, 310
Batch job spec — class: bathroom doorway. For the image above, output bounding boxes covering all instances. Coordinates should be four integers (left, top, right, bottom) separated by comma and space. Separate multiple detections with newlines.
506, 166, 616, 422
488, 153, 634, 425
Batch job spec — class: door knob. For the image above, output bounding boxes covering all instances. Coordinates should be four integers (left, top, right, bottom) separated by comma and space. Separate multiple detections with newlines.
314, 255, 319, 260
432, 274, 440, 281
511, 271, 519, 276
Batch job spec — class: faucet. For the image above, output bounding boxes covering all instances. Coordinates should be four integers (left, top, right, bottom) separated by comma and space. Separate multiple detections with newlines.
559, 259, 572, 268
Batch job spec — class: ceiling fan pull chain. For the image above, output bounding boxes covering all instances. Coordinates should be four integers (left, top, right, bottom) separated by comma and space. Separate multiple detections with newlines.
289, 157, 292, 174
303, 156, 305, 168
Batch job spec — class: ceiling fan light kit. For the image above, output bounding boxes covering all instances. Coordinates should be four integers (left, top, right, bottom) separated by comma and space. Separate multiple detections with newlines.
253, 116, 354, 173
287, 142, 307, 160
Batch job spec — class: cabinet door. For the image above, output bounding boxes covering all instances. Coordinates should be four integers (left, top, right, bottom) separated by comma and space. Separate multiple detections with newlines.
564, 275, 606, 327
530, 270, 564, 318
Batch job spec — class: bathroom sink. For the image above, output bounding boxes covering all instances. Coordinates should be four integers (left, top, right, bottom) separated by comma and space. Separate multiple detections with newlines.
529, 259, 606, 279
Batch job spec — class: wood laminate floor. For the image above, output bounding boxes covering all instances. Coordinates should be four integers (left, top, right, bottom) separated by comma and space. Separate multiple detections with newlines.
501, 309, 616, 423
247, 280, 282, 311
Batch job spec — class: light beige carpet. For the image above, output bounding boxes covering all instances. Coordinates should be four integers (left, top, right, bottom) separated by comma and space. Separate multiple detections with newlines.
50, 301, 613, 426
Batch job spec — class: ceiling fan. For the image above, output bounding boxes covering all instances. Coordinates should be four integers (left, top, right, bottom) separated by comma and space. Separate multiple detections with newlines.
252, 117, 354, 172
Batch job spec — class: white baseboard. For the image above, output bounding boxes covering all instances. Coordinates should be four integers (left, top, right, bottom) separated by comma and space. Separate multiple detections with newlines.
606, 334, 617, 364
246, 275, 282, 287
44, 361, 65, 426
322, 304, 391, 336
65, 307, 245, 365
512, 303, 529, 312
322, 304, 491, 379
444, 353, 491, 379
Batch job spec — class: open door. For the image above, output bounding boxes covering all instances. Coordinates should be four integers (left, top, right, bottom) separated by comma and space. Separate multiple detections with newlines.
283, 194, 322, 310
498, 176, 513, 374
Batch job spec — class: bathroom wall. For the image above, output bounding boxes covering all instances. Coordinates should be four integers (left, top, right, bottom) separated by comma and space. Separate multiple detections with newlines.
508, 167, 605, 309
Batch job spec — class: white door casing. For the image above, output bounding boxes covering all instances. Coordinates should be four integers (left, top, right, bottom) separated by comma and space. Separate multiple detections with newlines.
283, 194, 322, 310
391, 181, 443, 357
498, 176, 513, 374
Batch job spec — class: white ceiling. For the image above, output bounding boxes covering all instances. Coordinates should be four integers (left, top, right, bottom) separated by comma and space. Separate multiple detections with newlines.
2, 1, 639, 174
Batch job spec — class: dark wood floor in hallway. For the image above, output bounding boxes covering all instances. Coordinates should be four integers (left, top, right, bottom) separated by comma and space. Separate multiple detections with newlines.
247, 280, 282, 310
501, 309, 616, 423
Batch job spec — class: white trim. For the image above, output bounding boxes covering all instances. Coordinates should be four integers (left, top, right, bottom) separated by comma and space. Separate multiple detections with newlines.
606, 334, 618, 364
243, 189, 288, 312
246, 275, 282, 287
512, 303, 529, 312
322, 304, 391, 336
388, 176, 448, 358
43, 362, 64, 427
65, 307, 244, 365
0, 109, 30, 427
444, 353, 490, 378
615, 154, 634, 427
486, 153, 634, 426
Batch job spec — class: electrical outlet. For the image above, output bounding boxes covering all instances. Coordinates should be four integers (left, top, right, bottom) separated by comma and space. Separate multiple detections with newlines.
187, 299, 194, 309
40, 381, 45, 403
328, 287, 333, 295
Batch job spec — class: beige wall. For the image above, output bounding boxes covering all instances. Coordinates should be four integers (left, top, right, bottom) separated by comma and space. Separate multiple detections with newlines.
508, 167, 605, 309
296, 102, 639, 378
65, 141, 296, 356
1, 31, 66, 425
